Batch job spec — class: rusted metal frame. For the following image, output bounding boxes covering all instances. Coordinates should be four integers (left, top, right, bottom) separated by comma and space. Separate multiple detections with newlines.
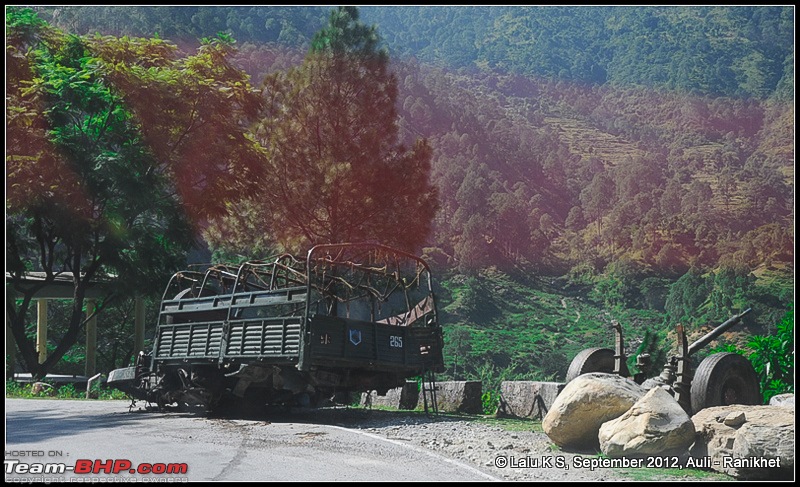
268, 254, 304, 290
612, 320, 631, 377
673, 324, 692, 414
298, 243, 438, 371
686, 308, 752, 356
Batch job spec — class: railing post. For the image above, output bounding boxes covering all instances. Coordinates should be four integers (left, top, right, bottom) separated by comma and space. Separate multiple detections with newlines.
6, 308, 16, 379
134, 297, 146, 354
85, 300, 97, 376
36, 300, 48, 364
86, 372, 102, 399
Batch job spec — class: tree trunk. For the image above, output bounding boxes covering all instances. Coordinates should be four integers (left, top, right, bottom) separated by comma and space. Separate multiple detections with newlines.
8, 282, 94, 381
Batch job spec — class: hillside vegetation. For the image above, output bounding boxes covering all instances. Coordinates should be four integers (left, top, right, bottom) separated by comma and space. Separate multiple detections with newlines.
13, 6, 794, 384
363, 6, 793, 101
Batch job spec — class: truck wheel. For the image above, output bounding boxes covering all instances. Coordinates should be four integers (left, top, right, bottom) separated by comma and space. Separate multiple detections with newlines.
565, 347, 615, 382
690, 352, 761, 414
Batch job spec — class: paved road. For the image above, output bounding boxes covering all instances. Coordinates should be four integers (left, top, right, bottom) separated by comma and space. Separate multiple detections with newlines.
5, 399, 498, 482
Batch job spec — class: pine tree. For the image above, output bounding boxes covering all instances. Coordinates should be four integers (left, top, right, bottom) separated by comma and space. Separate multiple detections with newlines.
214, 6, 438, 254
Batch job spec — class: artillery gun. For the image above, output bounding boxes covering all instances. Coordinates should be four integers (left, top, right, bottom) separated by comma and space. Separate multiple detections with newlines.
565, 309, 760, 414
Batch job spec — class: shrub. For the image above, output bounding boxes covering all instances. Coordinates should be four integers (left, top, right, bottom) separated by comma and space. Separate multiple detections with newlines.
709, 306, 794, 403
747, 307, 794, 403
56, 383, 83, 399
481, 389, 500, 415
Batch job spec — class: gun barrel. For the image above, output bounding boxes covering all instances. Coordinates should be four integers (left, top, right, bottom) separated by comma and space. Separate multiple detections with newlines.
687, 308, 752, 356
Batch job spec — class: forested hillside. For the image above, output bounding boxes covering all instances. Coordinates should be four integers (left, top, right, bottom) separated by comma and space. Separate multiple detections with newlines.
362, 6, 793, 100
12, 6, 794, 384
39, 6, 794, 100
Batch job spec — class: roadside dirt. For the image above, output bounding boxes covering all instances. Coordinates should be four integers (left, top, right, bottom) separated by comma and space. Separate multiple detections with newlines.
284, 407, 727, 482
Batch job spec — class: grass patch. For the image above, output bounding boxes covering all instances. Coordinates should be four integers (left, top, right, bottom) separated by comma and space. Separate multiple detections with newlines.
613, 466, 732, 482
577, 451, 734, 481
6, 380, 129, 400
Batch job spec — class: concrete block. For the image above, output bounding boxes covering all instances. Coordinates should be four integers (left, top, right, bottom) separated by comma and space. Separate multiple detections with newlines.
498, 381, 565, 419
419, 380, 482, 414
361, 381, 419, 409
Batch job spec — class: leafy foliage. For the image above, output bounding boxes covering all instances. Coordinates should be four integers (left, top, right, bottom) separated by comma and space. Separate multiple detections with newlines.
87, 32, 267, 226
630, 328, 668, 380
38, 6, 792, 101
6, 7, 792, 388
27, 6, 795, 276
6, 380, 54, 398
40, 6, 329, 47
6, 8, 192, 379
5, 8, 260, 379
5, 380, 129, 400
664, 268, 711, 324
362, 6, 792, 100
746, 307, 794, 402
709, 306, 793, 403
211, 6, 438, 254
481, 389, 500, 415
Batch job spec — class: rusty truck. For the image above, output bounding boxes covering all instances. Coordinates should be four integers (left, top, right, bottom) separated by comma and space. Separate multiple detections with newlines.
107, 243, 444, 413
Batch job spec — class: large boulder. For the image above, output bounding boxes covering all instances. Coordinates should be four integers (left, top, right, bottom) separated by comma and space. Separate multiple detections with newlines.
418, 380, 482, 414
691, 405, 794, 480
542, 373, 647, 450
498, 381, 565, 420
769, 393, 794, 409
599, 386, 695, 458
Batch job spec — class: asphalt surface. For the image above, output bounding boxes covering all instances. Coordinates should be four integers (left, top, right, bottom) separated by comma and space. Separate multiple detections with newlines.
5, 399, 499, 482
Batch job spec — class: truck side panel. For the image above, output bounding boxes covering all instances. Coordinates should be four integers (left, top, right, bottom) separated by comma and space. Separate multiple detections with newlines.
154, 287, 306, 363
155, 322, 224, 359
224, 318, 302, 357
308, 315, 443, 372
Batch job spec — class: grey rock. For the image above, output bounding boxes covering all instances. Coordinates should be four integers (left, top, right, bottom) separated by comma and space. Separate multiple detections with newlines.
543, 373, 647, 450
722, 411, 746, 427
691, 405, 794, 480
769, 393, 794, 409
362, 380, 419, 409
599, 386, 695, 458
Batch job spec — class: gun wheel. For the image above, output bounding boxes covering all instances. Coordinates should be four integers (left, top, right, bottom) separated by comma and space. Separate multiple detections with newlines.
565, 347, 615, 382
690, 352, 761, 414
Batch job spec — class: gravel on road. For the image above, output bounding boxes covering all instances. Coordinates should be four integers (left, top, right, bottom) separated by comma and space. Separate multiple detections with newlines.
280, 407, 727, 482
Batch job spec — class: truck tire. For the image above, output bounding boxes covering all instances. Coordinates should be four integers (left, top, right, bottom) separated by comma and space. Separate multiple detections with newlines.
690, 352, 761, 414
565, 347, 615, 382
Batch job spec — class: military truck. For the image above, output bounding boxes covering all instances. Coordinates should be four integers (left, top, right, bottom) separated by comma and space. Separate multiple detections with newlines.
108, 243, 444, 412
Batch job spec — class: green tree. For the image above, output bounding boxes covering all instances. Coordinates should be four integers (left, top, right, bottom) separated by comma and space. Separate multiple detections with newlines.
630, 328, 667, 380
88, 31, 266, 227
664, 268, 709, 325
708, 265, 755, 321
6, 8, 193, 379
6, 8, 263, 379
454, 215, 490, 274
711, 306, 794, 403
445, 326, 473, 380
217, 6, 438, 254
579, 171, 615, 242
591, 258, 646, 309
